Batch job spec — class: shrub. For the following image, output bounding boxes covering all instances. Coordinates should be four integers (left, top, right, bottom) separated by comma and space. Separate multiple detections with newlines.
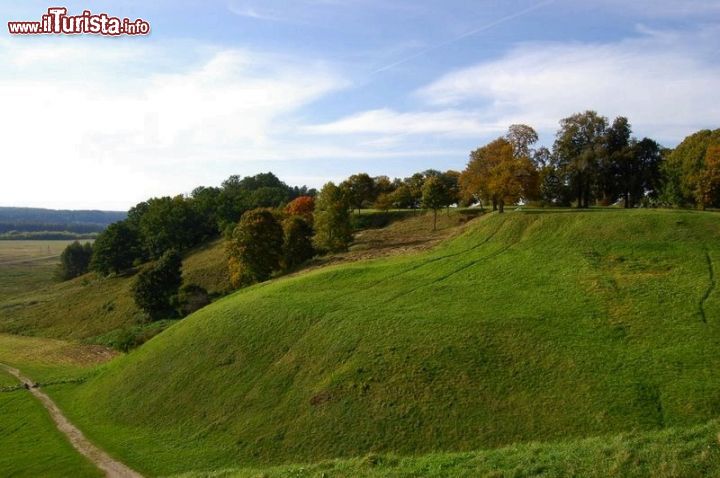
175, 284, 210, 317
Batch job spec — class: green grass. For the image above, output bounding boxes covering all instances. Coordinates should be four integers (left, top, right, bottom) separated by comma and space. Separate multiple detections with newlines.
46, 209, 720, 476
0, 370, 101, 477
0, 239, 229, 343
0, 240, 88, 302
0, 333, 115, 382
177, 419, 720, 477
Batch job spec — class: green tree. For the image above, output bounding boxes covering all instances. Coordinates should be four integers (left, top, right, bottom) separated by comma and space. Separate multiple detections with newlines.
283, 216, 315, 270
91, 221, 141, 276
132, 249, 183, 321
597, 116, 631, 205
341, 173, 377, 214
373, 192, 395, 214
313, 182, 353, 252
553, 111, 608, 208
422, 175, 447, 231
615, 138, 663, 208
227, 209, 284, 286
139, 196, 203, 258
57, 241, 93, 280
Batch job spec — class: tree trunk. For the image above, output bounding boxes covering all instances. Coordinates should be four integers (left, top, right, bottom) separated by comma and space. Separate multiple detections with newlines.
624, 192, 630, 209
498, 200, 505, 214
433, 209, 437, 231
577, 179, 583, 209
492, 197, 498, 211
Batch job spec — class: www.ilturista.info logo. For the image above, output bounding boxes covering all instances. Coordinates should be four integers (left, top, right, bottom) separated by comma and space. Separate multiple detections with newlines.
8, 7, 150, 36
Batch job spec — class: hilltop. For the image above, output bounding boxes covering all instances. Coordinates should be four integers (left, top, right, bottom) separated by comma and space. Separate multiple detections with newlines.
45, 209, 720, 476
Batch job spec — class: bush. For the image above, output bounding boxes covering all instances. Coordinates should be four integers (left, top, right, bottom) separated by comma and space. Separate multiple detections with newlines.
175, 284, 210, 317
57, 241, 93, 280
132, 250, 182, 321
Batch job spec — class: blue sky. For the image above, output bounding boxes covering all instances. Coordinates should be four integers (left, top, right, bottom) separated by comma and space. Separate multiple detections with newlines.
1, 0, 719, 209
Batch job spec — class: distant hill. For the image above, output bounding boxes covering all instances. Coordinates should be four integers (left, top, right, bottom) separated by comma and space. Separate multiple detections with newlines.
0, 207, 126, 235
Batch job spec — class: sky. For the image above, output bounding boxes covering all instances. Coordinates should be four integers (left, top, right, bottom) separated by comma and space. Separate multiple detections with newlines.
1, 0, 719, 210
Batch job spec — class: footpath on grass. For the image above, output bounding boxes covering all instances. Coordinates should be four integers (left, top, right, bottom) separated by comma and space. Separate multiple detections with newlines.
0, 363, 142, 478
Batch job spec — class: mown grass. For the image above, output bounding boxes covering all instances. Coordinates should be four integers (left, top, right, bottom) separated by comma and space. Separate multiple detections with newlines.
47, 209, 720, 476
0, 370, 101, 477
178, 419, 720, 477
0, 240, 85, 302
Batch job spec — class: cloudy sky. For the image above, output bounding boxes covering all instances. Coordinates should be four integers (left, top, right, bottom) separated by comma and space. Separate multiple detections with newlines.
1, 0, 719, 210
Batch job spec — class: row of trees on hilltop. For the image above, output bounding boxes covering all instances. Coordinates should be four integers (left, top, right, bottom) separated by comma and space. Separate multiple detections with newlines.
460, 113, 720, 212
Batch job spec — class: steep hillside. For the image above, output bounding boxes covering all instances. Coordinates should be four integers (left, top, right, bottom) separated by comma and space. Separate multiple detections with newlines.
0, 212, 467, 344
51, 209, 720, 475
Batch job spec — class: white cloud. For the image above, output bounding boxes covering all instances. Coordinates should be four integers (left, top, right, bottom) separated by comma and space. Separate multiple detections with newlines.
305, 108, 507, 136
416, 27, 720, 142
0, 41, 345, 209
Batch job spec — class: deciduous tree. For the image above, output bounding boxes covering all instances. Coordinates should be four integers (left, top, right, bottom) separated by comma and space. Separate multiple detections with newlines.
313, 182, 353, 252
227, 209, 284, 286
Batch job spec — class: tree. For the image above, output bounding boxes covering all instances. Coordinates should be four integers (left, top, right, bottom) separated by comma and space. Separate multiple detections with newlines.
506, 124, 539, 159
373, 192, 394, 214
422, 176, 446, 230
404, 173, 426, 212
615, 138, 663, 208
91, 221, 141, 276
392, 184, 415, 209
462, 144, 501, 210
553, 111, 608, 208
663, 129, 720, 208
132, 249, 182, 321
283, 216, 315, 270
597, 116, 631, 205
462, 138, 538, 213
440, 170, 461, 213
692, 145, 720, 210
58, 241, 93, 280
227, 209, 284, 286
138, 196, 203, 258
313, 182, 353, 252
285, 196, 315, 220
341, 173, 377, 214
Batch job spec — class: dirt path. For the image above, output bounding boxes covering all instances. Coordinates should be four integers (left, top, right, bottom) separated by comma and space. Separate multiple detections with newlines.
0, 363, 142, 478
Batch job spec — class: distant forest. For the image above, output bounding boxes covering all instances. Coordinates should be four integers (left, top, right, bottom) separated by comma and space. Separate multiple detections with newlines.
0, 207, 126, 239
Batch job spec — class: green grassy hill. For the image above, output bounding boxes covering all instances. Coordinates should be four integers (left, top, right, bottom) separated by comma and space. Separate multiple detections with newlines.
0, 239, 229, 343
47, 209, 720, 475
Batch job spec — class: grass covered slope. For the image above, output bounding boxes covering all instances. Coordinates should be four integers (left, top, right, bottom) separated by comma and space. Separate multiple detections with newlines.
180, 419, 720, 477
0, 239, 228, 342
0, 370, 101, 478
55, 209, 720, 475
